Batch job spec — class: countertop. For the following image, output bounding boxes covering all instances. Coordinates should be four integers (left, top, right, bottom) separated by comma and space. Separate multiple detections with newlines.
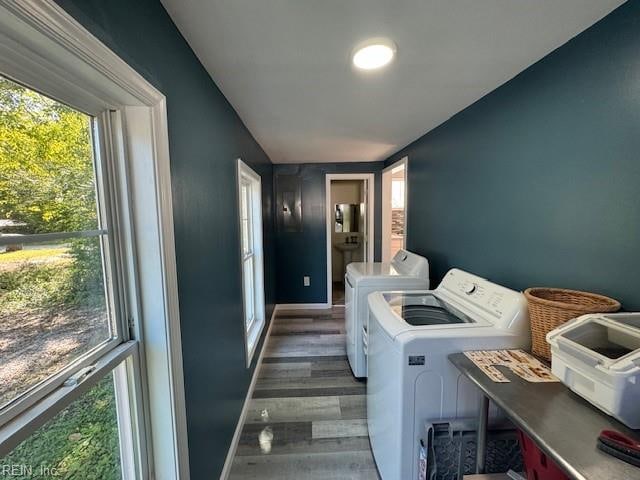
449, 352, 640, 480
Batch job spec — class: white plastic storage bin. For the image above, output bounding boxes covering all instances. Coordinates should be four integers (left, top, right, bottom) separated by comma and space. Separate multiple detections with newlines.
547, 313, 640, 428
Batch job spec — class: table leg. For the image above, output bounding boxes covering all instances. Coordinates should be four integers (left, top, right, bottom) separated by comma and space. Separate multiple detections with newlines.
477, 395, 490, 474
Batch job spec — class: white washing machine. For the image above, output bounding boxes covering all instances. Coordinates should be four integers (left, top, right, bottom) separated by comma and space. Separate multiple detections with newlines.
367, 269, 530, 480
345, 249, 429, 378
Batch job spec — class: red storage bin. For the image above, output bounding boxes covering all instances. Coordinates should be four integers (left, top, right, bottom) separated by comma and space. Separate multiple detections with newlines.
518, 430, 569, 480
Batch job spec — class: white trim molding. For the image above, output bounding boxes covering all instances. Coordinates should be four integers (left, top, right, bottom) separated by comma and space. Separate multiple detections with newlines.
236, 159, 266, 367
325, 173, 376, 307
219, 307, 277, 480
0, 1, 190, 478
0, 0, 157, 114
275, 303, 332, 311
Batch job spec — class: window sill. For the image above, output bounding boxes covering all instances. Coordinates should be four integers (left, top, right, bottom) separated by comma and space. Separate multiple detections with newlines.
245, 318, 265, 367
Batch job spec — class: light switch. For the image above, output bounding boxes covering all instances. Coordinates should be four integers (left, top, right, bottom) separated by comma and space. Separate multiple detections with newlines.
303, 276, 311, 287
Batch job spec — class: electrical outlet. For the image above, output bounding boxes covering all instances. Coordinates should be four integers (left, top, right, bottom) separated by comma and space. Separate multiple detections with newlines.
303, 276, 311, 287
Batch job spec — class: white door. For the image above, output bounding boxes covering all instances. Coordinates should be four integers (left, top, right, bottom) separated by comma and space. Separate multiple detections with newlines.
382, 158, 408, 262
361, 179, 369, 262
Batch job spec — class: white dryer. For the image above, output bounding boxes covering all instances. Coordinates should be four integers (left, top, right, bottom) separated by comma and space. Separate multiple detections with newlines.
345, 249, 429, 378
367, 269, 530, 480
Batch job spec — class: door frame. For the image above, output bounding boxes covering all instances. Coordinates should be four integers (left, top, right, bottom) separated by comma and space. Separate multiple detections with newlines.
382, 156, 408, 262
325, 173, 375, 307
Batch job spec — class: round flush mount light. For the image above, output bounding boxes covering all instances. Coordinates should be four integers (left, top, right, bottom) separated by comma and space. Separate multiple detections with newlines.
352, 38, 397, 71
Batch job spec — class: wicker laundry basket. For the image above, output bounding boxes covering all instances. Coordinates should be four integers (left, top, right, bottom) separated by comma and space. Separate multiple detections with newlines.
523, 287, 621, 361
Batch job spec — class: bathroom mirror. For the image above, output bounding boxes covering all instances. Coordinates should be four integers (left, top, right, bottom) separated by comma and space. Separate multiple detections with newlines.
335, 204, 360, 232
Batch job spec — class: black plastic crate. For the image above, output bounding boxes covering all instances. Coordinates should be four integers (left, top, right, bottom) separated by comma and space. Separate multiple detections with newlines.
424, 419, 523, 480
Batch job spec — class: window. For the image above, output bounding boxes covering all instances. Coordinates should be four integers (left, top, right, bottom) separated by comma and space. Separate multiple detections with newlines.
2, 364, 126, 479
0, 3, 190, 478
0, 75, 115, 408
0, 78, 143, 476
237, 160, 265, 365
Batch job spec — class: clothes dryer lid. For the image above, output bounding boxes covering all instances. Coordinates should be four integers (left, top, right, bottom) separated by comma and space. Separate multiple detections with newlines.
347, 261, 401, 279
346, 249, 429, 283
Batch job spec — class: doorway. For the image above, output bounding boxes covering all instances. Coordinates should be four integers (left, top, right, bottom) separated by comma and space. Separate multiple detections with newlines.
325, 174, 375, 307
382, 157, 408, 262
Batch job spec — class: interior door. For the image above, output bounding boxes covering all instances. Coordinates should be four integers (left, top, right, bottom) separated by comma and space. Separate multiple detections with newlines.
382, 158, 407, 262
361, 179, 369, 262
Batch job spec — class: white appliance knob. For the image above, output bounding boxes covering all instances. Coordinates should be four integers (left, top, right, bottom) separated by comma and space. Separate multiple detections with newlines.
464, 283, 477, 295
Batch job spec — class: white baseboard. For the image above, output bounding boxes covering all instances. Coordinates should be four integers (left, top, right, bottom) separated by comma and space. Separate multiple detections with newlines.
219, 307, 276, 479
275, 303, 331, 310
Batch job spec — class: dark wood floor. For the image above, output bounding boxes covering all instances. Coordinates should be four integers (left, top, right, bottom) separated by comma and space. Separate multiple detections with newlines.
228, 307, 380, 479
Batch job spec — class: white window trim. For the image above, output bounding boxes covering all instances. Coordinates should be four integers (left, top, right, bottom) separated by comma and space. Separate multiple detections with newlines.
0, 2, 189, 479
382, 156, 408, 263
237, 159, 266, 366
325, 173, 376, 307
0, 341, 138, 457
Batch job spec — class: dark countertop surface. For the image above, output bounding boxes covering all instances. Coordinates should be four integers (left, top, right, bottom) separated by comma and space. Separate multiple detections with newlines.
449, 352, 640, 480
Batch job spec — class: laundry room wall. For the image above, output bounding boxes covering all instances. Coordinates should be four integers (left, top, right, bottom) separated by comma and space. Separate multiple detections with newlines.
54, 0, 276, 477
385, 1, 640, 309
274, 162, 383, 304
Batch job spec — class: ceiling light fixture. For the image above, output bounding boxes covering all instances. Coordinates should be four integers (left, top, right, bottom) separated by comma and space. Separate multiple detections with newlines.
352, 38, 396, 71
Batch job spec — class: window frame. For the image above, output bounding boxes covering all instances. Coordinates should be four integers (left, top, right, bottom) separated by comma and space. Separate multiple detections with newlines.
236, 159, 265, 366
0, 107, 128, 426
0, 2, 190, 478
0, 81, 144, 477
0, 341, 138, 462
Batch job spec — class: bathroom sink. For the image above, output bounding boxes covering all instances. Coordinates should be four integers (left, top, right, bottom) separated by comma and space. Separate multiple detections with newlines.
336, 243, 360, 276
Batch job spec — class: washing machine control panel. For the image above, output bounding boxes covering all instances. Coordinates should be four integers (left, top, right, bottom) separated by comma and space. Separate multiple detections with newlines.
462, 282, 477, 295
440, 269, 524, 325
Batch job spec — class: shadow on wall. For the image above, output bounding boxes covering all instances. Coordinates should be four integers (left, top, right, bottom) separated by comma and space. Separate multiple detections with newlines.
383, 1, 640, 309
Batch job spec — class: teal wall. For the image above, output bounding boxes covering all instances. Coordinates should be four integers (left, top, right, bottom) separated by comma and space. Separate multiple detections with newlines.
385, 1, 640, 309
51, 0, 640, 476
54, 0, 276, 477
273, 162, 383, 304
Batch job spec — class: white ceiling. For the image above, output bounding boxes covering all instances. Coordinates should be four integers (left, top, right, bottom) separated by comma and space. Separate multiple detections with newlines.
161, 0, 625, 164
